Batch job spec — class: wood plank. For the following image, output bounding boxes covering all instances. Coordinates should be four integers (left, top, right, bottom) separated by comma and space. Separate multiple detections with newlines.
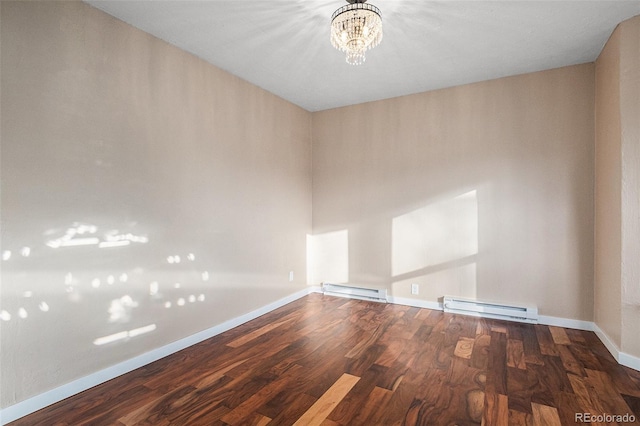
568, 373, 605, 417
531, 403, 562, 426
626, 366, 640, 385
374, 337, 405, 367
118, 385, 197, 425
245, 412, 271, 426
265, 393, 317, 425
345, 343, 386, 377
527, 355, 572, 405
622, 394, 640, 419
348, 386, 393, 425
326, 367, 379, 424
548, 326, 572, 345
412, 359, 485, 424
454, 336, 475, 360
373, 360, 406, 391
345, 315, 395, 358
476, 318, 492, 336
414, 308, 431, 321
534, 325, 560, 356
506, 366, 534, 414
292, 373, 360, 426
466, 389, 485, 423
598, 356, 640, 398
557, 344, 585, 377
519, 363, 557, 409
506, 322, 525, 341
220, 363, 304, 424
568, 342, 603, 371
585, 369, 638, 416
565, 328, 587, 344
521, 323, 544, 366
372, 376, 420, 425
471, 334, 491, 370
193, 359, 247, 389
508, 409, 533, 426
414, 367, 447, 402
483, 392, 508, 426
491, 325, 508, 334
226, 317, 295, 348
377, 311, 409, 344
506, 339, 527, 370
488, 331, 508, 395
554, 391, 589, 425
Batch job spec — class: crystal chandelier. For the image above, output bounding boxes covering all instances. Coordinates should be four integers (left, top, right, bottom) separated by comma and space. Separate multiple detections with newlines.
330, 0, 383, 65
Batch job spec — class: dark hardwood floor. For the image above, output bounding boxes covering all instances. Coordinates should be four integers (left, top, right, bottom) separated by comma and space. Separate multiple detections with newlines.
9, 293, 640, 425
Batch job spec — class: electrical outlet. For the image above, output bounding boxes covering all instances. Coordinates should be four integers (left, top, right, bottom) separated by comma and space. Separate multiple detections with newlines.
289, 271, 294, 282
411, 283, 419, 295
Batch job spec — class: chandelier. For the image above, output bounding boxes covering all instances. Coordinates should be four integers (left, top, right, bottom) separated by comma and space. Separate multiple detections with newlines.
330, 0, 383, 65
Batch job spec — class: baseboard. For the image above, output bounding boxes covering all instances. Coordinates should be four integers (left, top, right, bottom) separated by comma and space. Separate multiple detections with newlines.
619, 352, 640, 372
538, 315, 594, 331
389, 298, 594, 330
308, 285, 323, 294
592, 323, 620, 359
591, 323, 640, 371
0, 286, 317, 425
386, 295, 443, 311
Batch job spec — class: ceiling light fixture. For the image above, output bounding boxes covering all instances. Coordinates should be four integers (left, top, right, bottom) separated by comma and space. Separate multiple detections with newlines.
330, 0, 383, 65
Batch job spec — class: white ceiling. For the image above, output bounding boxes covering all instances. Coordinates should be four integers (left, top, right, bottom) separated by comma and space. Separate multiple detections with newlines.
85, 1, 640, 112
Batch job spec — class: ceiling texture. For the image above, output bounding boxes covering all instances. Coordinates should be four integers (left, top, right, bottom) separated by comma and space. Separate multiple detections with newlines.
85, 1, 640, 112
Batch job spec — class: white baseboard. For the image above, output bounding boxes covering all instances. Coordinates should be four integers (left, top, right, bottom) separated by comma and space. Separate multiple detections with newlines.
0, 287, 317, 425
308, 285, 323, 294
591, 323, 640, 371
386, 295, 443, 311
619, 352, 640, 372
592, 323, 620, 360
538, 315, 594, 331
388, 298, 596, 331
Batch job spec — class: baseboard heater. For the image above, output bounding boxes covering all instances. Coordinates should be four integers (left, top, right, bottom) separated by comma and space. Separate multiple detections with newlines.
443, 295, 538, 324
322, 283, 387, 303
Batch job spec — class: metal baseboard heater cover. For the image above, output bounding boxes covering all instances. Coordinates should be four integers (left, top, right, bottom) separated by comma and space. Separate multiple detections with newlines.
322, 283, 387, 303
443, 295, 538, 324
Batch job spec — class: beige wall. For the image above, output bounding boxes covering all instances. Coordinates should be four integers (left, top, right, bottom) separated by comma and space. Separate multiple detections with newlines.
619, 16, 640, 358
595, 29, 623, 348
0, 1, 311, 408
595, 15, 640, 359
312, 64, 595, 320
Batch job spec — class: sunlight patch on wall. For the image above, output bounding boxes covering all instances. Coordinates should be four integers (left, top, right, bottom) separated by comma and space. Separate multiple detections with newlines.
44, 222, 149, 249
392, 190, 478, 277
93, 324, 157, 346
392, 262, 477, 300
108, 295, 139, 323
307, 230, 349, 285
1, 219, 212, 353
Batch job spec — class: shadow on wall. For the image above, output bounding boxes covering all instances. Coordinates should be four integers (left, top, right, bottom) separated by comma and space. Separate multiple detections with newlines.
391, 190, 478, 299
306, 190, 478, 300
